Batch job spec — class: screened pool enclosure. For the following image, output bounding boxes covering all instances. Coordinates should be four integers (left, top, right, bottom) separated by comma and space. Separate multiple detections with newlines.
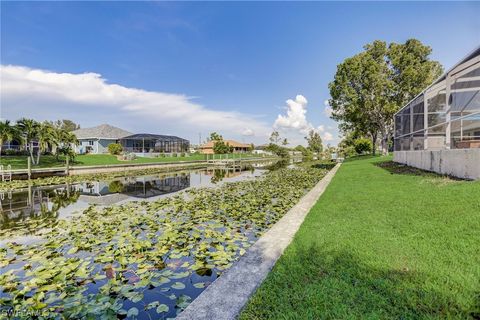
394, 47, 480, 151
119, 134, 189, 154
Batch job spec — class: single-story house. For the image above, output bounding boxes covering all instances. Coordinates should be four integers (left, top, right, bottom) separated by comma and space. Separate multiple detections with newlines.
199, 140, 251, 154
73, 124, 132, 154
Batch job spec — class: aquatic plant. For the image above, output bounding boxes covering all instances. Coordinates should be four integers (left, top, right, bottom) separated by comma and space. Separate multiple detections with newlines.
0, 164, 329, 319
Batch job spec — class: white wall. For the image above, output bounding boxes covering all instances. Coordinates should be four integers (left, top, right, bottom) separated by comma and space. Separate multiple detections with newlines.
393, 149, 480, 180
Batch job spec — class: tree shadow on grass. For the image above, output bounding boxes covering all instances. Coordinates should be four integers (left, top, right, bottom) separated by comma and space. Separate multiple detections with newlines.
244, 246, 479, 319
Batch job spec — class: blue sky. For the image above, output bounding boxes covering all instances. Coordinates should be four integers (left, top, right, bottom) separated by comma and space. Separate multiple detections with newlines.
1, 1, 479, 146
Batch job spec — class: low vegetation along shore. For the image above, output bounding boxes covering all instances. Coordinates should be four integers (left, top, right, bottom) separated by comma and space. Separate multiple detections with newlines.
0, 161, 330, 319
241, 156, 480, 319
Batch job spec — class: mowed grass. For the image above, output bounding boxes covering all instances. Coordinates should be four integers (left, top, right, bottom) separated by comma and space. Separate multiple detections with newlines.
240, 156, 480, 319
0, 153, 257, 169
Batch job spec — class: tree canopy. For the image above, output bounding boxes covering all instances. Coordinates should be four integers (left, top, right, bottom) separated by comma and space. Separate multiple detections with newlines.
328, 39, 443, 154
305, 130, 323, 153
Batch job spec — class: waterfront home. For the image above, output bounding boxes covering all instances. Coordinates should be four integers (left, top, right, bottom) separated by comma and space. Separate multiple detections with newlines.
72, 124, 132, 154
199, 140, 251, 154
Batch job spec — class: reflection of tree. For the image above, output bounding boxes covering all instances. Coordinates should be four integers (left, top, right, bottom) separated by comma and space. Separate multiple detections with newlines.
49, 187, 80, 213
0, 185, 80, 236
108, 180, 124, 193
211, 169, 227, 184
264, 160, 289, 171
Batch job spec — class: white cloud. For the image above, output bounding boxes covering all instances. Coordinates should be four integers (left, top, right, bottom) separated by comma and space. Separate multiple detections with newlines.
273, 94, 313, 135
242, 128, 254, 136
323, 132, 334, 141
323, 99, 333, 117
270, 94, 340, 146
0, 65, 271, 142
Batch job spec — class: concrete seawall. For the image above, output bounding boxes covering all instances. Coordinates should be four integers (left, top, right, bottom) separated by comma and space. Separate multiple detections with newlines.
393, 149, 480, 180
177, 163, 341, 320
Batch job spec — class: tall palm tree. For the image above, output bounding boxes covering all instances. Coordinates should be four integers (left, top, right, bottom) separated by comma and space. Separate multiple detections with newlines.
0, 120, 18, 156
52, 128, 78, 160
36, 122, 57, 165
16, 118, 40, 165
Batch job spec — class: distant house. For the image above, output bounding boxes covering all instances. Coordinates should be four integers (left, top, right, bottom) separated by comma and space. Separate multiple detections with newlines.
253, 143, 273, 155
73, 124, 132, 154
199, 140, 251, 154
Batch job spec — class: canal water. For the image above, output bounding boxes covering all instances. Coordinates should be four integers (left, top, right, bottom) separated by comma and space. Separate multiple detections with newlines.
0, 164, 271, 243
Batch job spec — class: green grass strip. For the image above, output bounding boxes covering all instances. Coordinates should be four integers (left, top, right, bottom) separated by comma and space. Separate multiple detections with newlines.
240, 156, 480, 319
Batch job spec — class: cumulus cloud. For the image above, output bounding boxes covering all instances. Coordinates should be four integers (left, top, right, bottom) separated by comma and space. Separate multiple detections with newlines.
271, 94, 340, 146
0, 65, 270, 141
323, 99, 333, 117
273, 94, 313, 135
323, 132, 334, 141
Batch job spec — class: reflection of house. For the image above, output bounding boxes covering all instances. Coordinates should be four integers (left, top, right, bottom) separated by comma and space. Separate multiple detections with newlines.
199, 140, 251, 154
73, 124, 132, 154
75, 174, 191, 199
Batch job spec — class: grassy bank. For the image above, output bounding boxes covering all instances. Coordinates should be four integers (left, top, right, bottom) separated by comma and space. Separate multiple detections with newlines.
241, 156, 480, 319
0, 153, 258, 170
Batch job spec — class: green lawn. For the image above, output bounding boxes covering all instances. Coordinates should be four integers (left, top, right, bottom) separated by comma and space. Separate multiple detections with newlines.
0, 153, 259, 170
241, 156, 480, 319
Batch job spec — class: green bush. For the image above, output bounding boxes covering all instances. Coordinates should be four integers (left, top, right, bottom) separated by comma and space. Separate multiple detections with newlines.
340, 145, 356, 158
354, 138, 372, 154
107, 143, 123, 155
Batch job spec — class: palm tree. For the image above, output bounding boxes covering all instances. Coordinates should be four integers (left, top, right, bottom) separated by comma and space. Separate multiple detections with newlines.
0, 120, 18, 155
53, 129, 79, 162
16, 118, 40, 165
36, 122, 57, 165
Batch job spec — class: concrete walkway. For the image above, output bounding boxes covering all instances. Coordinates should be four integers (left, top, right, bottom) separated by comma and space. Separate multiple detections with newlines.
177, 163, 341, 320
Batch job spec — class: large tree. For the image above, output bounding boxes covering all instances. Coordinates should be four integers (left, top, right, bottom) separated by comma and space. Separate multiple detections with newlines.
53, 119, 80, 132
269, 131, 280, 144
0, 120, 19, 156
329, 39, 442, 155
305, 129, 323, 153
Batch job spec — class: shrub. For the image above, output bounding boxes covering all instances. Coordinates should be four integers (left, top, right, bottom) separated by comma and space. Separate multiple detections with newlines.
213, 140, 233, 154
180, 152, 186, 157
58, 146, 76, 162
119, 152, 136, 161
4, 149, 19, 156
340, 145, 356, 158
354, 138, 373, 154
108, 143, 123, 155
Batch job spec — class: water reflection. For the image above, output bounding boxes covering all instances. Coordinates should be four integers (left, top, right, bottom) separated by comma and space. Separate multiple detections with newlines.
0, 165, 265, 237
0, 185, 79, 231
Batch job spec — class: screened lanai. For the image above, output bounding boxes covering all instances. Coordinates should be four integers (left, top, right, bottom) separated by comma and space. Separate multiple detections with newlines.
119, 134, 190, 154
394, 46, 480, 151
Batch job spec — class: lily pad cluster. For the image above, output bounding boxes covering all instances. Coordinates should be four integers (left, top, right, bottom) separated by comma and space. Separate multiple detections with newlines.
0, 163, 329, 319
